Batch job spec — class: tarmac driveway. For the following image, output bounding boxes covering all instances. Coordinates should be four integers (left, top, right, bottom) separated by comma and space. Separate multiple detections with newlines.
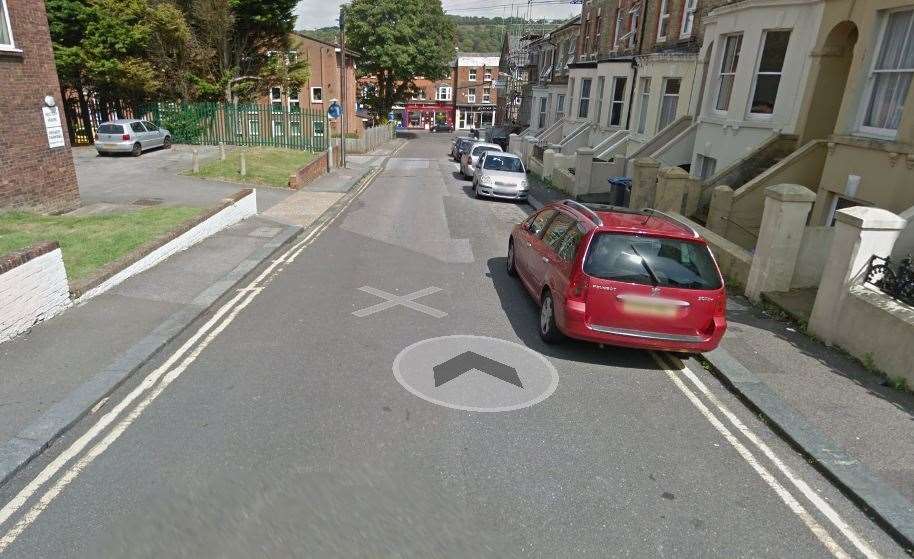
72, 145, 293, 212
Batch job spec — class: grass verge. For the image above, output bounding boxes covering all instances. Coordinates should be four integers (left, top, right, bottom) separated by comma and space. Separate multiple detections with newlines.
0, 207, 203, 280
191, 147, 316, 188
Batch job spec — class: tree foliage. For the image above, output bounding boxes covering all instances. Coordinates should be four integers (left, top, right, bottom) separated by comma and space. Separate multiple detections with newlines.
345, 0, 456, 121
47, 0, 310, 110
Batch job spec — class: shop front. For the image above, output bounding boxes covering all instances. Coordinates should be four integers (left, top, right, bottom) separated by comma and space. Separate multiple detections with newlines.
403, 102, 454, 129
456, 105, 496, 130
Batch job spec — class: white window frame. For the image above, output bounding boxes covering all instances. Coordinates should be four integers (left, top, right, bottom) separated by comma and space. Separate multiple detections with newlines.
657, 0, 670, 43
658, 77, 681, 130
637, 77, 651, 134
594, 76, 606, 123
680, 0, 697, 39
715, 34, 743, 113
483, 86, 491, 103
469, 69, 477, 81
556, 93, 566, 120
270, 87, 283, 112
608, 76, 627, 126
578, 78, 592, 118
538, 96, 548, 128
467, 87, 476, 103
288, 88, 300, 112
748, 29, 791, 118
0, 0, 16, 50
613, 12, 624, 50
857, 8, 914, 139
310, 86, 323, 103
628, 8, 640, 49
436, 86, 452, 101
484, 69, 492, 81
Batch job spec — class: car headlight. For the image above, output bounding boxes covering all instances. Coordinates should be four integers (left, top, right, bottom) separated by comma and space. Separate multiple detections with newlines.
520, 179, 529, 188
480, 175, 494, 186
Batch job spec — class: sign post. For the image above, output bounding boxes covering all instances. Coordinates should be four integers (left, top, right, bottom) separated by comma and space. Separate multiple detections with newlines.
327, 99, 342, 171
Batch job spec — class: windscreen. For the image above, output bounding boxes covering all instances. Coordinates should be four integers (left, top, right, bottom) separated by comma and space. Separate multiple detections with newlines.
483, 155, 524, 172
98, 124, 124, 134
583, 233, 722, 290
472, 145, 501, 156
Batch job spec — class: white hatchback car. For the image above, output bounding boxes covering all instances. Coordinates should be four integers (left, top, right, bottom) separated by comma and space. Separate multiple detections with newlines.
472, 152, 529, 200
460, 141, 502, 179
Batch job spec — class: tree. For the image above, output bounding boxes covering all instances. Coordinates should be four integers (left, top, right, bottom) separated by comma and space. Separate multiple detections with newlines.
345, 0, 456, 122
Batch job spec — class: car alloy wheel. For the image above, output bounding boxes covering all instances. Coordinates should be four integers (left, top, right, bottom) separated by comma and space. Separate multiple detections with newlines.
131, 143, 142, 157
163, 136, 172, 149
539, 291, 564, 343
507, 241, 517, 277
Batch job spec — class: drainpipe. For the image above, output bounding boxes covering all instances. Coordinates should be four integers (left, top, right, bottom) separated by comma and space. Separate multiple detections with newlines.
624, 0, 651, 130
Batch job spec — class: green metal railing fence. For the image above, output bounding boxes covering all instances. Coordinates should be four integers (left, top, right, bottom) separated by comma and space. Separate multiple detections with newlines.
142, 102, 328, 151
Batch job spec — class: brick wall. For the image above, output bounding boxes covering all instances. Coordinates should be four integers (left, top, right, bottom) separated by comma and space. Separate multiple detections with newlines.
454, 63, 498, 105
288, 152, 329, 189
0, 0, 79, 213
0, 242, 71, 343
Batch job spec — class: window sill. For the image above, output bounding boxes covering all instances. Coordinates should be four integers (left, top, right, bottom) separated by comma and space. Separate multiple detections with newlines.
0, 46, 23, 58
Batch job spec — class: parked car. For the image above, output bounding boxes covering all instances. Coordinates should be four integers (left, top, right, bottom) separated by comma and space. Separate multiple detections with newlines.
452, 136, 475, 161
431, 122, 454, 133
460, 141, 502, 179
507, 201, 727, 352
95, 119, 171, 156
472, 152, 528, 201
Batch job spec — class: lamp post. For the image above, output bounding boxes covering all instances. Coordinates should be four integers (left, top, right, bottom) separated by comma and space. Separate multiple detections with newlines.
339, 6, 348, 168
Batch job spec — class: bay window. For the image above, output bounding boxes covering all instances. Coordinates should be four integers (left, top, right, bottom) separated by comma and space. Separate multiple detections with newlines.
609, 77, 627, 126
749, 30, 791, 115
637, 77, 651, 134
578, 78, 592, 118
658, 78, 680, 130
860, 9, 914, 137
715, 34, 743, 112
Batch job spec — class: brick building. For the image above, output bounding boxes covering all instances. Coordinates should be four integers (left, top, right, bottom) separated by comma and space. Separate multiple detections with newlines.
260, 32, 363, 137
453, 54, 500, 130
0, 0, 79, 212
403, 75, 455, 128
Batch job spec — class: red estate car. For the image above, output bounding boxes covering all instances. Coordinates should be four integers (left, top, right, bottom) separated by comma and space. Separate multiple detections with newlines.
507, 201, 727, 352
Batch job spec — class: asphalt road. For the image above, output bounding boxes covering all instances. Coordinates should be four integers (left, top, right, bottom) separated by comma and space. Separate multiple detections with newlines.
0, 133, 907, 558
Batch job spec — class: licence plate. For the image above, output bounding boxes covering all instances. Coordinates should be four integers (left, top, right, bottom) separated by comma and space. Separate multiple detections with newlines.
622, 301, 677, 318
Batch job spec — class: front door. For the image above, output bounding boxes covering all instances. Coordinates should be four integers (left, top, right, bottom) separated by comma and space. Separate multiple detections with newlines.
529, 211, 575, 300
515, 209, 556, 291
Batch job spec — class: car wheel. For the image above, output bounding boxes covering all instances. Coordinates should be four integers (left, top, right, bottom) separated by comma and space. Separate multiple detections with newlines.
539, 291, 565, 344
131, 143, 142, 157
163, 136, 172, 149
507, 240, 518, 277
474, 183, 482, 199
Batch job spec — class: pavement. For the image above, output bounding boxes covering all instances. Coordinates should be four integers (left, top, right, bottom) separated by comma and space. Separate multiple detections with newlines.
0, 132, 910, 557
72, 144, 293, 211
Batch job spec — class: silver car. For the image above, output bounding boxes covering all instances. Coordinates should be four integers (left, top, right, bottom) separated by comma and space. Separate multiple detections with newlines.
472, 152, 529, 200
95, 119, 172, 156
460, 141, 502, 178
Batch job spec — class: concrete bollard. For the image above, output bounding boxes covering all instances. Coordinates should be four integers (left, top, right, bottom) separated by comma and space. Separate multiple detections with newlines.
191, 148, 199, 174
240, 151, 247, 177
219, 142, 226, 161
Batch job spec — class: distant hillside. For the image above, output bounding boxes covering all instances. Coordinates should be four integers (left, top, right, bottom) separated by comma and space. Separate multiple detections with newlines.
298, 15, 561, 53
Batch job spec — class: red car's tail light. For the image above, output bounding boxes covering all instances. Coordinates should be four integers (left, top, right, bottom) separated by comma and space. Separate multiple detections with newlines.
122, 134, 131, 141
566, 271, 589, 303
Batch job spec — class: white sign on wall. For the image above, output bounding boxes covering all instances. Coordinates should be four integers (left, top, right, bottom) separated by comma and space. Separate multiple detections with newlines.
42, 106, 65, 149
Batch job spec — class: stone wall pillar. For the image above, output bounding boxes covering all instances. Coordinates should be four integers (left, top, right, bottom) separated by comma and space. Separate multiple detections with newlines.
572, 147, 595, 197
744, 184, 816, 302
808, 207, 907, 344
543, 148, 557, 179
508, 133, 522, 156
707, 185, 735, 236
629, 158, 660, 209
654, 167, 692, 213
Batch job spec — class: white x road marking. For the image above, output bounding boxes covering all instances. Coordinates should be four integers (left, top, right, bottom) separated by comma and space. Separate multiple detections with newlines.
352, 286, 447, 318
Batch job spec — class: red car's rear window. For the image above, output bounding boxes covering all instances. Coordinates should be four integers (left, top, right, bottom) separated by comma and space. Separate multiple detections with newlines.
583, 233, 722, 290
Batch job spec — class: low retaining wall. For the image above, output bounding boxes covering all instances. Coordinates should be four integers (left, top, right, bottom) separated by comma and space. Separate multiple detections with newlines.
289, 152, 329, 189
666, 212, 753, 288
74, 189, 257, 301
0, 243, 71, 343
835, 286, 914, 387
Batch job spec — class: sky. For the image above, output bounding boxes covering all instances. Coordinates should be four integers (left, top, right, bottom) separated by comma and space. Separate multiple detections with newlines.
293, 0, 578, 30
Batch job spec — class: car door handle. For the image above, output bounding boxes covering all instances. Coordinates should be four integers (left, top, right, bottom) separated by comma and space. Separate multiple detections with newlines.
542, 256, 550, 263
526, 242, 532, 247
